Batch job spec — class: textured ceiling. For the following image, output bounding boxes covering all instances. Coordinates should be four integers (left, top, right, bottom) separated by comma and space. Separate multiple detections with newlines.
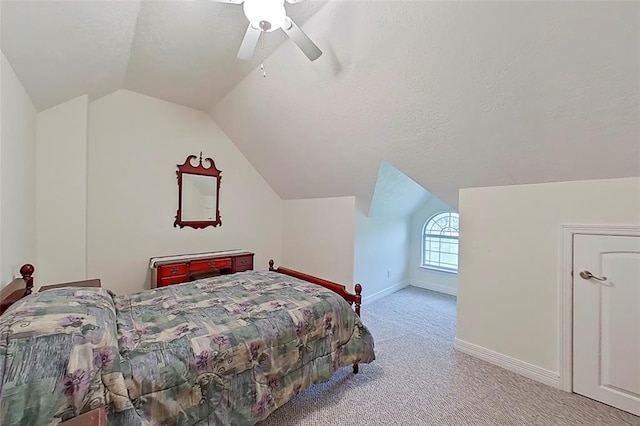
1, 0, 141, 111
211, 1, 640, 208
0, 0, 326, 111
2, 1, 639, 212
369, 161, 433, 218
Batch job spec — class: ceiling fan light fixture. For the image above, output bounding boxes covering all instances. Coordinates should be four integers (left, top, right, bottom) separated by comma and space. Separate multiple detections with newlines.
215, 0, 322, 61
243, 0, 286, 32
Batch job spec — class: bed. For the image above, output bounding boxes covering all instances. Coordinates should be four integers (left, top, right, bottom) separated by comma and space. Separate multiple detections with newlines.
0, 262, 375, 425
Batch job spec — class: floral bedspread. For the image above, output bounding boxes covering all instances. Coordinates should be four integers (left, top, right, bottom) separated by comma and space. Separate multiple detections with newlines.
0, 271, 375, 425
0, 287, 127, 425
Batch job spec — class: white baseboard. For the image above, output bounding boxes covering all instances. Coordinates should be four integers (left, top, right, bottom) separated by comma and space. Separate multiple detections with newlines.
362, 281, 409, 305
410, 280, 457, 296
454, 338, 560, 389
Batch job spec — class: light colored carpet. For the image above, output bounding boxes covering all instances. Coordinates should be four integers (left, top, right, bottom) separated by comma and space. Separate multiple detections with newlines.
259, 287, 640, 426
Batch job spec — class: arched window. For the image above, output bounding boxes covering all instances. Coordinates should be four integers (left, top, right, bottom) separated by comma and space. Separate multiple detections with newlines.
422, 212, 459, 272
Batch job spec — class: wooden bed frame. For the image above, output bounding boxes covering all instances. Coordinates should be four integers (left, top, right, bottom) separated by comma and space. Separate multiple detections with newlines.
2, 262, 364, 316
268, 259, 363, 317
0, 262, 365, 424
1, 262, 364, 376
0, 264, 34, 315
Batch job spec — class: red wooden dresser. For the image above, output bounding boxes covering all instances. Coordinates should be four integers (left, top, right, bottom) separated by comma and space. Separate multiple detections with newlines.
150, 250, 254, 288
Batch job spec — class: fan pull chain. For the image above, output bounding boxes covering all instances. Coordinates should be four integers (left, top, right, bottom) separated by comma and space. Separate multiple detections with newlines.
260, 31, 266, 78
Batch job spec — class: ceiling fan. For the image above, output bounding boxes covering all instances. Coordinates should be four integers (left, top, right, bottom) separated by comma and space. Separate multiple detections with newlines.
215, 0, 322, 61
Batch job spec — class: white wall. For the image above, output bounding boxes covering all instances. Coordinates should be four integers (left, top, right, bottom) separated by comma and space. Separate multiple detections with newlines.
87, 90, 282, 294
409, 197, 458, 295
457, 177, 640, 374
354, 210, 410, 302
36, 95, 88, 285
0, 52, 36, 286
282, 197, 355, 290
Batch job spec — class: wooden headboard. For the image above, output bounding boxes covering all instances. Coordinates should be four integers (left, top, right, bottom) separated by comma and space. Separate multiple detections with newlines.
0, 264, 35, 315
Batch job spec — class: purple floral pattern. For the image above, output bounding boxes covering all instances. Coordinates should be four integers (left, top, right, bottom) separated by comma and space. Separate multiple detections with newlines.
94, 349, 115, 369
249, 342, 260, 362
210, 334, 229, 347
60, 316, 84, 328
195, 350, 212, 371
293, 383, 302, 396
302, 308, 314, 322
324, 316, 333, 331
118, 335, 134, 348
166, 300, 191, 311
1, 287, 128, 425
134, 327, 151, 336
62, 369, 91, 397
10, 308, 35, 318
253, 394, 272, 417
231, 307, 246, 316
267, 375, 280, 390
270, 301, 286, 309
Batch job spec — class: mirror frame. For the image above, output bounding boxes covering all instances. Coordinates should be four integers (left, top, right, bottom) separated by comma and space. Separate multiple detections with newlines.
174, 153, 222, 229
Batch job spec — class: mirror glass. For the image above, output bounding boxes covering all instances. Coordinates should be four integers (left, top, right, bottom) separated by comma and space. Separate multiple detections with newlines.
181, 174, 218, 221
174, 153, 222, 229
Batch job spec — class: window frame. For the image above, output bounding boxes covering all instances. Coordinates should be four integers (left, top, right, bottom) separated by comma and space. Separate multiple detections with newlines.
420, 211, 459, 273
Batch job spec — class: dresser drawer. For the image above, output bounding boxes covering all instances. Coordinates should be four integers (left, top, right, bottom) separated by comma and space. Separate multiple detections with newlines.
159, 275, 188, 287
190, 258, 232, 272
152, 252, 255, 288
234, 255, 254, 272
158, 264, 188, 278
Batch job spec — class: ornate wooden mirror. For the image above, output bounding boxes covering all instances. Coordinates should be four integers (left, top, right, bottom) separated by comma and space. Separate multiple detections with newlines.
174, 153, 222, 229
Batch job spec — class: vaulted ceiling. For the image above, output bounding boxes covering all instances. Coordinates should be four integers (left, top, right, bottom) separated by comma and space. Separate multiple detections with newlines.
1, 0, 325, 110
2, 1, 639, 211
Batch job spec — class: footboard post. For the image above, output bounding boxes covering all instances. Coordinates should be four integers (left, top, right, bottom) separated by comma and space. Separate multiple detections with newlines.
353, 283, 362, 374
354, 283, 362, 317
20, 264, 35, 296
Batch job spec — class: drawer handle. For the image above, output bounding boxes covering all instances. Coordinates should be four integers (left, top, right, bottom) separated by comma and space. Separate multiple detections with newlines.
170, 267, 179, 274
208, 262, 216, 268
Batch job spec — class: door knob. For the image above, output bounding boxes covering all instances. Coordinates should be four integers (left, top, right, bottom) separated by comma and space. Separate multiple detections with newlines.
579, 270, 607, 281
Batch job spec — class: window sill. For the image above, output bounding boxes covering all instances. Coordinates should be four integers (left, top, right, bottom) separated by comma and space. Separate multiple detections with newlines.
419, 266, 458, 275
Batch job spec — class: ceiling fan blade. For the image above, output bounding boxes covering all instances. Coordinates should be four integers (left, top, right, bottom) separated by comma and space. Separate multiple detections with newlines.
237, 24, 261, 60
281, 17, 322, 61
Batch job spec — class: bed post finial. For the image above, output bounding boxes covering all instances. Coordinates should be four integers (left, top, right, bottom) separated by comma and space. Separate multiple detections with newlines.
20, 264, 35, 296
353, 283, 362, 375
354, 283, 362, 317
268, 259, 275, 271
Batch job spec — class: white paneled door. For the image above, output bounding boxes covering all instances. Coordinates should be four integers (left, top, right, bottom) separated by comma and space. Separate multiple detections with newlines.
573, 234, 640, 416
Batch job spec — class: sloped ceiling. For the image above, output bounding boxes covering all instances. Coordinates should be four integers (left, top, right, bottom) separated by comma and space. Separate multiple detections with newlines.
368, 161, 433, 218
0, 0, 325, 111
1, 0, 141, 110
211, 1, 640, 209
2, 1, 639, 212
